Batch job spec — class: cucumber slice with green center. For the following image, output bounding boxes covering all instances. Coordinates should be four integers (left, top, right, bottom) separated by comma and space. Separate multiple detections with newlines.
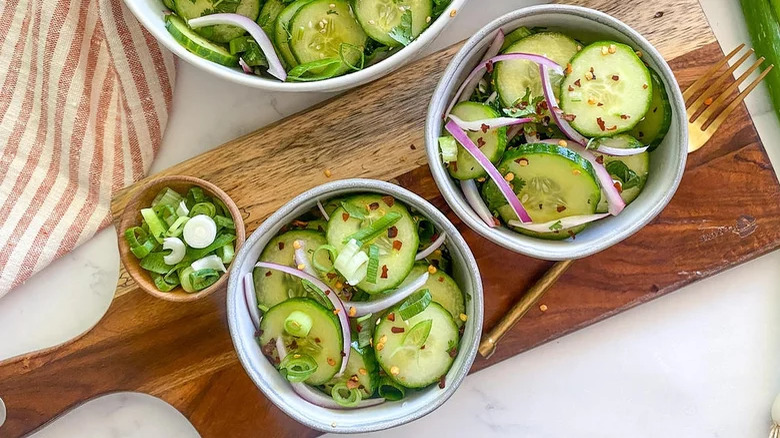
561, 41, 652, 137
592, 134, 649, 213
398, 264, 465, 327
259, 298, 343, 385
326, 194, 418, 294
174, 0, 261, 43
253, 230, 332, 309
353, 0, 432, 47
274, 0, 316, 68
374, 302, 459, 388
495, 32, 579, 107
323, 344, 380, 397
257, 0, 286, 35
482, 144, 601, 240
629, 68, 672, 151
289, 0, 368, 76
447, 101, 507, 180
165, 15, 239, 67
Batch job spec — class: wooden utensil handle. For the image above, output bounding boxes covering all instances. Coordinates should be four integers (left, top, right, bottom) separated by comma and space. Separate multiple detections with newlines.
478, 260, 574, 359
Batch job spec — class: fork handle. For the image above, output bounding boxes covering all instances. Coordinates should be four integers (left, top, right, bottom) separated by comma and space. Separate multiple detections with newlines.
478, 259, 575, 359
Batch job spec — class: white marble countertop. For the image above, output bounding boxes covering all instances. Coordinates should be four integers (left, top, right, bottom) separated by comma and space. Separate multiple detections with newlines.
3, 0, 780, 436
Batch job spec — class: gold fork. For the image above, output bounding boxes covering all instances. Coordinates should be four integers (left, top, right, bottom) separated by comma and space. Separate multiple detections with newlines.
478, 45, 774, 359
686, 43, 773, 152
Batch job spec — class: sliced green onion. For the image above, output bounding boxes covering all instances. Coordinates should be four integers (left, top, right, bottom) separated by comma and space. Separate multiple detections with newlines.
190, 202, 216, 218
214, 214, 235, 230
179, 266, 196, 293
190, 268, 220, 291
403, 318, 433, 347
151, 272, 178, 292
284, 310, 313, 337
279, 352, 318, 383
340, 201, 367, 220
139, 252, 172, 274
183, 233, 236, 265
151, 187, 184, 209
141, 208, 167, 244
125, 227, 156, 259
416, 217, 435, 243
438, 135, 458, 163
366, 244, 380, 284
187, 187, 207, 205
153, 203, 178, 227
191, 254, 227, 273
312, 244, 337, 273
344, 211, 402, 245
301, 280, 333, 309
216, 243, 234, 264
183, 215, 217, 249
398, 289, 432, 320
378, 376, 406, 401
213, 197, 229, 217
176, 200, 190, 217
330, 381, 362, 407
334, 239, 369, 285
356, 313, 375, 348
165, 216, 190, 238
162, 237, 186, 265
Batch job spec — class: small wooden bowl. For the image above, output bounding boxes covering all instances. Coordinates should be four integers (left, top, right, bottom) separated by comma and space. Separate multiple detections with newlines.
118, 175, 246, 302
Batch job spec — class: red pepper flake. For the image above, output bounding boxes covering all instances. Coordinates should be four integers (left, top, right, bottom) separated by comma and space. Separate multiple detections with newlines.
382, 195, 395, 207
568, 85, 575, 92
611, 75, 620, 81
568, 230, 576, 239
597, 102, 604, 107
410, 144, 416, 150
574, 79, 582, 87
387, 226, 398, 238
438, 376, 446, 389
314, 337, 321, 344
278, 242, 285, 250
369, 202, 379, 210
356, 324, 363, 332
438, 277, 444, 283
596, 117, 606, 131
565, 63, 572, 74
342, 212, 350, 221
556, 205, 567, 213
392, 240, 403, 251
620, 114, 630, 120
391, 326, 405, 334
326, 272, 337, 279
450, 161, 458, 171
340, 351, 346, 357
476, 137, 486, 148
596, 155, 604, 164
562, 113, 576, 122
265, 271, 272, 277
653, 11, 664, 18
642, 83, 649, 89
387, 312, 395, 322
485, 60, 494, 73
448, 346, 458, 358
420, 345, 426, 350
607, 125, 618, 131
614, 181, 623, 193
480, 123, 490, 133
381, 265, 388, 279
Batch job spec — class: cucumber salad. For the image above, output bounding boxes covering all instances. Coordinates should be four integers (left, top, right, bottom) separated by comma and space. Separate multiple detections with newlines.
438, 27, 671, 239
161, 0, 451, 82
124, 186, 237, 292
241, 193, 468, 408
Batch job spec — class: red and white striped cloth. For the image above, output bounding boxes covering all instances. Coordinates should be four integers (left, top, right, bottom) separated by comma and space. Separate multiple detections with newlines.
0, 0, 175, 296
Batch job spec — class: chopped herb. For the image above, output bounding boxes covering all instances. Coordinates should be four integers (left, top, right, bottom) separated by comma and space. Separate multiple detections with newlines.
605, 161, 641, 190
388, 9, 413, 46
549, 220, 563, 231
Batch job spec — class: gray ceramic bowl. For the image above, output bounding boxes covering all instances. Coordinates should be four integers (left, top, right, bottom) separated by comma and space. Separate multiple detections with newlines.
226, 179, 483, 433
425, 5, 688, 260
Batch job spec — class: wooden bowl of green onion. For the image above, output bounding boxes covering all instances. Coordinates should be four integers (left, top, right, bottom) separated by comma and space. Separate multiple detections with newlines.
118, 175, 246, 302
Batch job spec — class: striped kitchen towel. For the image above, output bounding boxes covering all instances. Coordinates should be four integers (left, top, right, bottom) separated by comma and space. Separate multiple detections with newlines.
0, 0, 175, 296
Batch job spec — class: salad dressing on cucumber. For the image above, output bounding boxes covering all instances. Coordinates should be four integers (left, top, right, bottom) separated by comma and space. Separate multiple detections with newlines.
439, 27, 671, 239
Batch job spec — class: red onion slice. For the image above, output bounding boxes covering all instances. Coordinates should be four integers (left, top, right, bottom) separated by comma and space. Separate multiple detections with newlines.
539, 65, 588, 145
243, 272, 260, 330
188, 13, 286, 81
447, 53, 564, 116
344, 273, 429, 317
276, 339, 386, 409
316, 199, 330, 221
448, 114, 532, 131
540, 139, 626, 215
506, 125, 523, 142
524, 131, 540, 143
507, 213, 610, 232
293, 241, 317, 277
238, 57, 253, 75
255, 262, 350, 375
594, 145, 649, 156
445, 120, 532, 223
455, 29, 504, 108
415, 233, 447, 261
460, 180, 497, 228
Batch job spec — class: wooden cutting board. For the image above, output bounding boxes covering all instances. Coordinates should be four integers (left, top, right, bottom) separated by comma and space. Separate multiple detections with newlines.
2, 1, 778, 437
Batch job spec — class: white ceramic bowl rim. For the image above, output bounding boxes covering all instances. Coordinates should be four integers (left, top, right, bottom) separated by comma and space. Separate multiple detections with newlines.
226, 178, 483, 433
123, 0, 468, 92
425, 4, 688, 260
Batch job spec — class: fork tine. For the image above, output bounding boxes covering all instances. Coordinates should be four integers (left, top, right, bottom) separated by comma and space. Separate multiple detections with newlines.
688, 49, 754, 121
702, 64, 774, 133
683, 43, 745, 102
697, 56, 765, 123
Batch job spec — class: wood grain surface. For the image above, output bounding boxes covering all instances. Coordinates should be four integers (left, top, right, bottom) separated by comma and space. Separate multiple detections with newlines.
2, 1, 778, 437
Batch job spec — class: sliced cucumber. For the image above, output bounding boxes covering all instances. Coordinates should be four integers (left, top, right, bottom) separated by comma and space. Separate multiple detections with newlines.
495, 32, 579, 107
289, 0, 368, 76
259, 298, 343, 385
258, 0, 286, 35
165, 15, 239, 67
274, 0, 315, 68
629, 68, 672, 151
561, 41, 652, 137
174, 0, 261, 43
323, 344, 380, 397
447, 101, 507, 180
353, 0, 432, 47
399, 264, 465, 327
482, 144, 601, 240
326, 194, 418, 294
374, 302, 458, 388
592, 134, 649, 213
500, 26, 533, 51
163, 0, 175, 10
253, 230, 332, 309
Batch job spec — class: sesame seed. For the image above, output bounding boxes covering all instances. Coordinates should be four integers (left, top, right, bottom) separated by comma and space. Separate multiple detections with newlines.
329, 3, 335, 6
348, 306, 357, 317
449, 9, 457, 17
390, 366, 400, 375
359, 368, 368, 375
379, 335, 387, 343
558, 140, 567, 147
504, 172, 515, 182
294, 354, 301, 358
428, 264, 438, 274
540, 304, 548, 312
587, 97, 597, 105
572, 169, 581, 176
459, 313, 468, 322
297, 264, 305, 270
333, 308, 341, 314
601, 46, 608, 55
426, 16, 431, 23
324, 169, 332, 177
518, 158, 529, 166
635, 50, 642, 57
577, 44, 582, 51
609, 44, 617, 54
335, 281, 343, 289
369, 19, 375, 24
376, 317, 382, 325
585, 71, 594, 80
399, 5, 405, 11
327, 358, 336, 366
376, 342, 385, 351
293, 240, 302, 249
